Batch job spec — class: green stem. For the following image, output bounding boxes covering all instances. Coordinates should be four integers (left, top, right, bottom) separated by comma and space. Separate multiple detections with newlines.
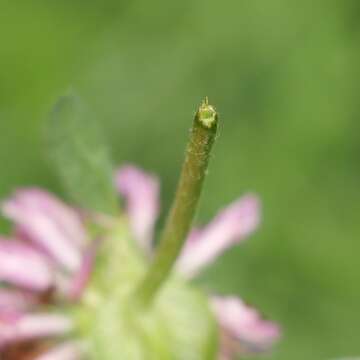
134, 98, 218, 306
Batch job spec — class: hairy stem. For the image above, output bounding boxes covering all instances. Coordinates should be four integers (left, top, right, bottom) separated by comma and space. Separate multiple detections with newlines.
134, 98, 218, 306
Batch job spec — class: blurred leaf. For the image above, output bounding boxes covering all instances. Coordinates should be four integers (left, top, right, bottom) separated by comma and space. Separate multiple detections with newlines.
47, 94, 118, 214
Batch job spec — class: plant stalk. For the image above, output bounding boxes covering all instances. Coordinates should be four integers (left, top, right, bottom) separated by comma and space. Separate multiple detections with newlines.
134, 98, 219, 306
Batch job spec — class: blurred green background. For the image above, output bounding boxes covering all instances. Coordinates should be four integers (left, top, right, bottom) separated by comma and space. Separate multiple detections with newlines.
1, 0, 359, 359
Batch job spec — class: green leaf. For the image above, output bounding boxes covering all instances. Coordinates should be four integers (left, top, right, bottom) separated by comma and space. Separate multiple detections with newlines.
47, 94, 118, 214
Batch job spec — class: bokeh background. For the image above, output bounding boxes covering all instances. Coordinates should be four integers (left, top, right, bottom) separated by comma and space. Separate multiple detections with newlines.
1, 1, 360, 359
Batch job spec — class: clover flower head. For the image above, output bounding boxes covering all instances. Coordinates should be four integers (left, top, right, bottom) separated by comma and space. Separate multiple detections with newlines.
0, 167, 279, 359
0, 97, 280, 359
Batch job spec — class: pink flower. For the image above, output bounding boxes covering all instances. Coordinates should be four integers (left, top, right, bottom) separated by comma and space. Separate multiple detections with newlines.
0, 188, 91, 358
117, 165, 280, 359
0, 240, 54, 291
211, 296, 280, 359
0, 313, 73, 349
115, 165, 159, 254
0, 166, 279, 359
176, 195, 261, 278
2, 188, 86, 271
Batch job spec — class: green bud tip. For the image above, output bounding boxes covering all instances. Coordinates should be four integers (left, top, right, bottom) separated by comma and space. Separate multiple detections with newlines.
197, 97, 218, 129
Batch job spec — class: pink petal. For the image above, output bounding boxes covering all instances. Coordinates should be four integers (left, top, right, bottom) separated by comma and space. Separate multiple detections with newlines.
211, 296, 280, 353
34, 341, 85, 360
0, 239, 53, 291
116, 165, 160, 253
0, 289, 36, 312
1, 189, 84, 272
67, 241, 99, 301
15, 188, 87, 248
0, 313, 73, 348
176, 194, 261, 278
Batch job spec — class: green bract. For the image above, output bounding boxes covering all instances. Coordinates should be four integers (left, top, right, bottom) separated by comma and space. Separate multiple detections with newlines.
74, 225, 218, 359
